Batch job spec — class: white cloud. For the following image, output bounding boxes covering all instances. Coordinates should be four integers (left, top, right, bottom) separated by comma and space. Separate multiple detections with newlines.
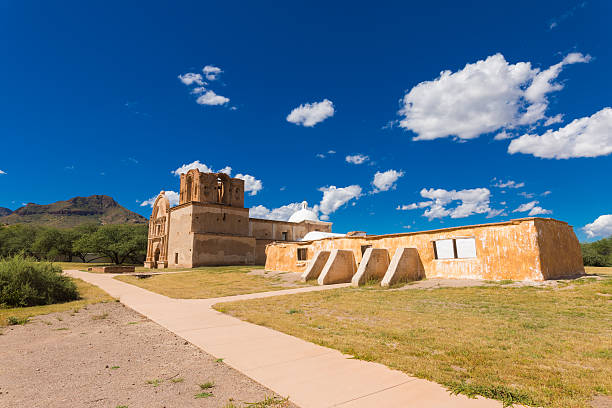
203, 65, 222, 81
398, 53, 590, 141
178, 73, 205, 86
196, 90, 229, 106
327, 150, 336, 154
512, 200, 552, 216
408, 188, 501, 220
172, 160, 213, 176
494, 131, 513, 140
235, 173, 263, 196
318, 185, 362, 217
508, 107, 612, 159
345, 154, 369, 164
316, 153, 326, 159
541, 190, 552, 196
583, 214, 612, 238
544, 114, 563, 126
286, 99, 335, 127
397, 201, 432, 211
249, 203, 304, 221
0, 169, 5, 175
171, 162, 262, 195
140, 190, 180, 208
492, 179, 525, 189
372, 170, 404, 193
518, 192, 535, 199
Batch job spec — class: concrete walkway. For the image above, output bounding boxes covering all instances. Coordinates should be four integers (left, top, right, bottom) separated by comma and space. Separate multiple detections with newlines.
66, 270, 505, 408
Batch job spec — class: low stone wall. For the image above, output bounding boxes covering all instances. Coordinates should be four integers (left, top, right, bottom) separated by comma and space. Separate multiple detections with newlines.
88, 266, 136, 274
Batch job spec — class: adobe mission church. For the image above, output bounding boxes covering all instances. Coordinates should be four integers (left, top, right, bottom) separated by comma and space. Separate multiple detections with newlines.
145, 168, 584, 282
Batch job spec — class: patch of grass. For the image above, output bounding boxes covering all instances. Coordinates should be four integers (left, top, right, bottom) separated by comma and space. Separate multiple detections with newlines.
6, 316, 29, 325
215, 358, 224, 363
110, 365, 120, 369
114, 266, 293, 299
245, 396, 290, 407
116, 405, 128, 408
55, 327, 68, 330
217, 275, 612, 408
199, 381, 215, 390
91, 312, 108, 320
0, 278, 114, 327
145, 379, 162, 387
286, 308, 303, 314
194, 391, 213, 399
170, 377, 184, 383
447, 382, 535, 407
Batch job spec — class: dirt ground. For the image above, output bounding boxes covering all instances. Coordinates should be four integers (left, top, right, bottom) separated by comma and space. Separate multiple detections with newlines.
0, 302, 295, 408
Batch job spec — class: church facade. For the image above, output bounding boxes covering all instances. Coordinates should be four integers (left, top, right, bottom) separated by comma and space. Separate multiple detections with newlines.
144, 169, 331, 268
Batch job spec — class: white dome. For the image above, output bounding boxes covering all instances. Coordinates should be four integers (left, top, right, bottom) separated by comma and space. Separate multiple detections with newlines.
288, 201, 319, 223
301, 231, 345, 241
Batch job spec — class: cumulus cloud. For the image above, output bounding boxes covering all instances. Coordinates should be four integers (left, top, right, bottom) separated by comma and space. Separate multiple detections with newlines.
171, 161, 262, 195
286, 99, 335, 127
492, 179, 525, 189
583, 214, 612, 238
318, 185, 362, 218
397, 201, 431, 211
372, 170, 404, 193
0, 169, 6, 175
345, 154, 369, 164
405, 188, 502, 220
544, 114, 564, 126
398, 53, 590, 141
508, 107, 612, 159
140, 190, 180, 208
512, 200, 552, 216
178, 66, 229, 107
178, 73, 205, 86
196, 90, 229, 106
203, 65, 222, 81
249, 202, 305, 221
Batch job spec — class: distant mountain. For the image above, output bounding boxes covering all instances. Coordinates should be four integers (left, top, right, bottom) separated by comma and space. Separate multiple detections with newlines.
0, 207, 12, 217
0, 195, 147, 228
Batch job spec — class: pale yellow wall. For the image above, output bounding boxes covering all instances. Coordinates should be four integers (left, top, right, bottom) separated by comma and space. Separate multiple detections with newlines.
167, 205, 195, 268
192, 233, 256, 266
265, 218, 583, 281
191, 202, 250, 236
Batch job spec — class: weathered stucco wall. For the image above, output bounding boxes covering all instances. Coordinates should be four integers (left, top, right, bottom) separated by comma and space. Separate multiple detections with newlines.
534, 219, 584, 279
166, 205, 195, 268
265, 218, 583, 281
191, 233, 256, 266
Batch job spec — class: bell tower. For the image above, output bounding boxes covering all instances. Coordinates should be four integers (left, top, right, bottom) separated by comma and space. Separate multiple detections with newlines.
179, 169, 245, 207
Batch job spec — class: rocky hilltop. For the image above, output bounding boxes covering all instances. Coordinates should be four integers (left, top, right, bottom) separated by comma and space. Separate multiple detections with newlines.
0, 195, 147, 227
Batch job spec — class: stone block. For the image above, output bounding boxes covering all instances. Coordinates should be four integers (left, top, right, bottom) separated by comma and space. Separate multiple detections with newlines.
89, 266, 136, 274
351, 248, 390, 287
301, 250, 331, 282
318, 249, 356, 285
381, 248, 424, 287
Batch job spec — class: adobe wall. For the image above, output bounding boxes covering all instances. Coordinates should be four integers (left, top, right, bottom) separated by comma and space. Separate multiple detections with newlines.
191, 233, 256, 266
265, 218, 582, 281
166, 205, 195, 268
190, 202, 250, 236
534, 219, 585, 279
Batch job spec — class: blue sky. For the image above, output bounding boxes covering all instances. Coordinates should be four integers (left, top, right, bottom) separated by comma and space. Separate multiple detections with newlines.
1, 0, 611, 240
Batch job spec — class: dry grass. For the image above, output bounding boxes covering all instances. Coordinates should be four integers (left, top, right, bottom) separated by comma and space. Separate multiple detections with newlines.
216, 268, 612, 408
0, 278, 114, 326
114, 266, 302, 299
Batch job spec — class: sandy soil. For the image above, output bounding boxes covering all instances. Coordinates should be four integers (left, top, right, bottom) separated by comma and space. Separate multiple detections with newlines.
395, 275, 606, 291
0, 302, 294, 408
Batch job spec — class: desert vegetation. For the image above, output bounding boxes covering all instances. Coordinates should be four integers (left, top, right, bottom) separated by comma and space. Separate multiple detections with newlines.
0, 223, 147, 264
582, 236, 612, 266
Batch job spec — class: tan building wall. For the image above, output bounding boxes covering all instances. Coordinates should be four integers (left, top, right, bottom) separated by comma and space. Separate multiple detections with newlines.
264, 218, 584, 281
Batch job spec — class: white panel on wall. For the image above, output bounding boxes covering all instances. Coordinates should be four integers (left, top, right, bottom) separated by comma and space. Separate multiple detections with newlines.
456, 238, 477, 258
435, 239, 455, 259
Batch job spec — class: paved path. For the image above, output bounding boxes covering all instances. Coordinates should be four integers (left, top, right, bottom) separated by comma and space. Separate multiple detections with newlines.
66, 270, 504, 408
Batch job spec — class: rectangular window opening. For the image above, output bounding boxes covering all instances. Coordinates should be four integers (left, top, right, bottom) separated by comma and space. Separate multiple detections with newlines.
433, 237, 476, 259
174, 253, 179, 264
282, 231, 288, 241
297, 248, 308, 261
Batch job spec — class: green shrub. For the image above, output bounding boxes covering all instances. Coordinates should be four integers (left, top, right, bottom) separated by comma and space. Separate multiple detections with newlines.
0, 255, 78, 307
